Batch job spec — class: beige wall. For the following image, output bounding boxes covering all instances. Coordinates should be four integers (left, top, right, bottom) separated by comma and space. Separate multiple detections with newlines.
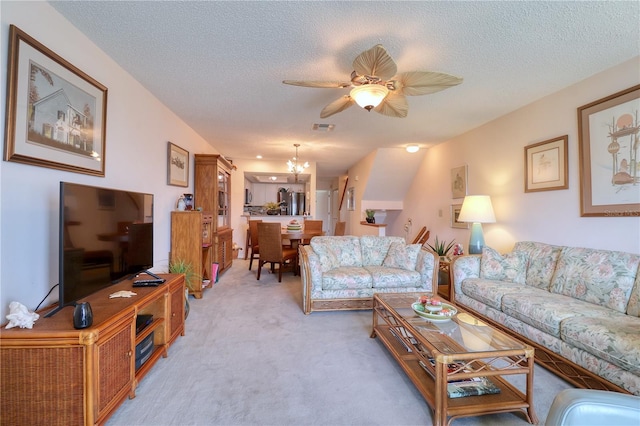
0, 2, 218, 318
389, 57, 640, 254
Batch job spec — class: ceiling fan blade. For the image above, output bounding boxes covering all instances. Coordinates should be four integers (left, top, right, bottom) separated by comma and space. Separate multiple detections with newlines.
320, 95, 355, 118
283, 80, 351, 89
352, 44, 397, 81
395, 71, 463, 96
374, 92, 408, 118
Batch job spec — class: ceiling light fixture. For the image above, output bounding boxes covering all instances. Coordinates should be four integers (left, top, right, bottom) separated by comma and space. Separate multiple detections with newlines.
406, 145, 419, 153
350, 84, 389, 111
286, 143, 309, 183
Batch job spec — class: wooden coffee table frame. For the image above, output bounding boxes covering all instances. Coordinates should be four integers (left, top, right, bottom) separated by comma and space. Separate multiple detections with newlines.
371, 294, 538, 426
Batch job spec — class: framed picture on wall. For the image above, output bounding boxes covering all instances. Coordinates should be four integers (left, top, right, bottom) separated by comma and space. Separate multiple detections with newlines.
524, 135, 568, 192
4, 25, 107, 176
578, 85, 640, 217
346, 187, 355, 211
450, 204, 469, 229
451, 165, 468, 199
167, 142, 189, 187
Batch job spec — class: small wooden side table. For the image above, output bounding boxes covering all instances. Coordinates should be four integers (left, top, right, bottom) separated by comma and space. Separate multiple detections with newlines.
437, 260, 451, 300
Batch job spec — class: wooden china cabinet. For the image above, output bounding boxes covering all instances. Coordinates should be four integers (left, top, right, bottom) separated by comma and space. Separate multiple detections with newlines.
194, 154, 235, 275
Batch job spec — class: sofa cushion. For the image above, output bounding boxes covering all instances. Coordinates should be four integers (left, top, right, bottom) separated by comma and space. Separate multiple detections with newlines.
365, 266, 422, 288
480, 246, 527, 284
360, 236, 404, 266
550, 247, 640, 313
501, 291, 611, 337
460, 278, 526, 310
310, 236, 362, 270
561, 315, 640, 374
382, 242, 421, 271
513, 241, 562, 290
322, 267, 372, 290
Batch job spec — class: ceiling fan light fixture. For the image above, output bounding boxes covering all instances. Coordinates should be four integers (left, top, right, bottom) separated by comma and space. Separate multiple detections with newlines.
350, 84, 389, 111
406, 145, 419, 153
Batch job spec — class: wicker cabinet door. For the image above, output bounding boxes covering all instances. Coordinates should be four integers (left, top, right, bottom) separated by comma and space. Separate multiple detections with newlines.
168, 277, 186, 345
95, 321, 134, 422
0, 345, 86, 425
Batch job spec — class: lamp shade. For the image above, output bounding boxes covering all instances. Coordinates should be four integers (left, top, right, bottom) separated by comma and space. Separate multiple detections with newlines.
457, 195, 496, 224
350, 85, 389, 110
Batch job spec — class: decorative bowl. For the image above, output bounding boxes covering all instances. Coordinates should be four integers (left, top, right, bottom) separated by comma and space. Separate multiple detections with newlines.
425, 304, 443, 313
411, 302, 457, 323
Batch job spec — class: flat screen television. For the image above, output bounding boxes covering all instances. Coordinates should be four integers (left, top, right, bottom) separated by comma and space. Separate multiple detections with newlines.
46, 182, 154, 317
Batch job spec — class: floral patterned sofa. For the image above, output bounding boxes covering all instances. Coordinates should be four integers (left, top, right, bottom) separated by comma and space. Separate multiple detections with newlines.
451, 241, 640, 395
299, 236, 438, 314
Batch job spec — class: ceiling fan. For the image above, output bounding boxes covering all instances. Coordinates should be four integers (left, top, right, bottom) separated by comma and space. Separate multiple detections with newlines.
283, 44, 463, 118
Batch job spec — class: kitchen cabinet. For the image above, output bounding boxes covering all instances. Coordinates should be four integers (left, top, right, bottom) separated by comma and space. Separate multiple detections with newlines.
249, 183, 305, 206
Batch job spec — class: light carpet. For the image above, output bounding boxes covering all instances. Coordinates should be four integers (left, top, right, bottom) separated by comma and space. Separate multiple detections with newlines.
106, 259, 572, 426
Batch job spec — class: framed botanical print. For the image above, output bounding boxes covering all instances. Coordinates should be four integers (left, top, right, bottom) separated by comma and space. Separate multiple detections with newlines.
451, 165, 468, 199
524, 135, 568, 192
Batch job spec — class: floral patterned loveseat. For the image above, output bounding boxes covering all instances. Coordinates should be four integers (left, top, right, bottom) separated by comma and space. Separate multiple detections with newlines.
299, 236, 438, 314
451, 241, 640, 395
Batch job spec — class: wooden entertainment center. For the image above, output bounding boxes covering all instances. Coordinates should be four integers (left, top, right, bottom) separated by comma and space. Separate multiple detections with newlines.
0, 273, 185, 425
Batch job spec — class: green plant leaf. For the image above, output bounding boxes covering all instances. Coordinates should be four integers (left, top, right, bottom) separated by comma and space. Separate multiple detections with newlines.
169, 259, 201, 291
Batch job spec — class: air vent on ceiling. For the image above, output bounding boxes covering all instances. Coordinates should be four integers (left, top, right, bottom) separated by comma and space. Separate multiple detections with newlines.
312, 123, 335, 132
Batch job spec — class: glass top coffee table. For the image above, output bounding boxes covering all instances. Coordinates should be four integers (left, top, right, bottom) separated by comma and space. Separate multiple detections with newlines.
371, 293, 538, 426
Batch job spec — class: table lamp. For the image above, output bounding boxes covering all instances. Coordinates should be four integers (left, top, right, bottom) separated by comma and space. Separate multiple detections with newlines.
457, 195, 496, 254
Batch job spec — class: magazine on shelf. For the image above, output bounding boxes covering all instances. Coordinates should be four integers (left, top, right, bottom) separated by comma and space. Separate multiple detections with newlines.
389, 327, 418, 353
418, 359, 501, 398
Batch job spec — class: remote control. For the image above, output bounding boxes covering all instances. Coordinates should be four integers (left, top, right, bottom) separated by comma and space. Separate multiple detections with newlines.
133, 279, 164, 287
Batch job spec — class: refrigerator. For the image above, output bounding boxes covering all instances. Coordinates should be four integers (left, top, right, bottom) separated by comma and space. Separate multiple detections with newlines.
287, 192, 306, 216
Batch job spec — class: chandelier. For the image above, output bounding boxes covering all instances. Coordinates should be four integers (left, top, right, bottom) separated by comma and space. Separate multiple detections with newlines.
286, 143, 309, 182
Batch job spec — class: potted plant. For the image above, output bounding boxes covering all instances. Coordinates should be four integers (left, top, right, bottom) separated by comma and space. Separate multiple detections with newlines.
365, 209, 375, 223
169, 259, 202, 319
426, 237, 456, 287
426, 236, 456, 259
264, 202, 280, 215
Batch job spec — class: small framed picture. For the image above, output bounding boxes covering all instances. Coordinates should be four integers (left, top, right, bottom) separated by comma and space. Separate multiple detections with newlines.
451, 165, 468, 199
167, 142, 189, 187
450, 204, 468, 229
346, 187, 355, 211
524, 135, 568, 192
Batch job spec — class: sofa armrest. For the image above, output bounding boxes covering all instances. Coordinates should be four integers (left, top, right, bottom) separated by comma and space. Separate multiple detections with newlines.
450, 255, 481, 303
545, 389, 640, 426
416, 249, 438, 294
299, 245, 323, 314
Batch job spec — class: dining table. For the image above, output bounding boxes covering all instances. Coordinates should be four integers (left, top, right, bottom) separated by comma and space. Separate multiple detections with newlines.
280, 229, 324, 249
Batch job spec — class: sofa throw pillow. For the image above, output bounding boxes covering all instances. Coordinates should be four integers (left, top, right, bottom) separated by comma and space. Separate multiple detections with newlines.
480, 246, 526, 284
382, 242, 421, 271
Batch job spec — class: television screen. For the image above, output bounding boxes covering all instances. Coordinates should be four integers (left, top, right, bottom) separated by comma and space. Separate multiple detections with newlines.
49, 182, 154, 316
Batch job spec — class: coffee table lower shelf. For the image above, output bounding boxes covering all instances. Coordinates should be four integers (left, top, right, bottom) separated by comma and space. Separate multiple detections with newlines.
372, 324, 538, 426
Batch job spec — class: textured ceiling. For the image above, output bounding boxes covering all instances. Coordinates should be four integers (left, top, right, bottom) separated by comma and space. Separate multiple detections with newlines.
49, 1, 640, 180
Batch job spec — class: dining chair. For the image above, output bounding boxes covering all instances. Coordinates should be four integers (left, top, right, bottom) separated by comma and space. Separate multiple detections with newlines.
334, 221, 346, 236
302, 219, 323, 244
247, 219, 262, 270
256, 222, 298, 282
